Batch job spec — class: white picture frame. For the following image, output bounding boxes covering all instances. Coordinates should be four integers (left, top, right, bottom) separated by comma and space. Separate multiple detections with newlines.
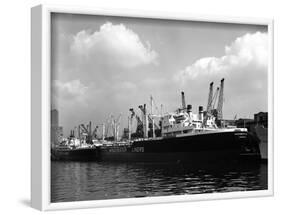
31, 4, 274, 211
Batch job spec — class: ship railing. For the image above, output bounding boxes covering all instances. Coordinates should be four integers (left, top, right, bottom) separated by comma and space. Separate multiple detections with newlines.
132, 137, 163, 142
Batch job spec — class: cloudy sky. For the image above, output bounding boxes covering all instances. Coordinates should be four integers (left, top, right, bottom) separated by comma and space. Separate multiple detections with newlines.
51, 13, 268, 136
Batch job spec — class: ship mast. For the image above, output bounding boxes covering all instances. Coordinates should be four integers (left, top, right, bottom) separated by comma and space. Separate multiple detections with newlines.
128, 116, 131, 141
144, 104, 148, 138
150, 96, 155, 138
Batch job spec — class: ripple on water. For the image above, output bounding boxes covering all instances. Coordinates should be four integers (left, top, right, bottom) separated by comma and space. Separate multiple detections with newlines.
51, 162, 268, 202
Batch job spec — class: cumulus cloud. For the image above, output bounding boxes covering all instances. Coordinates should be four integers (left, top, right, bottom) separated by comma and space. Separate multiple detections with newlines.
175, 32, 268, 82
173, 32, 268, 118
52, 79, 88, 102
70, 22, 158, 68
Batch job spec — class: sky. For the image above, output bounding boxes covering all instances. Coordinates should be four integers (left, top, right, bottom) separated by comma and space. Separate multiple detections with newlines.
51, 13, 268, 137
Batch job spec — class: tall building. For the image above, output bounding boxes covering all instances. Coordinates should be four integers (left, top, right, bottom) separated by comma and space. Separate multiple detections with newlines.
51, 109, 59, 127
254, 112, 268, 127
51, 109, 63, 145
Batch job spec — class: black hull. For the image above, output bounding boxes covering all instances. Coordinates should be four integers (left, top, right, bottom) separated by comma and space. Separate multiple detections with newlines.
98, 151, 240, 163
51, 131, 261, 162
97, 131, 261, 163
51, 148, 98, 161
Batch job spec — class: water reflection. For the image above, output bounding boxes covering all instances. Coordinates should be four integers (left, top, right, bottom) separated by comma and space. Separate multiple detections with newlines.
51, 161, 267, 202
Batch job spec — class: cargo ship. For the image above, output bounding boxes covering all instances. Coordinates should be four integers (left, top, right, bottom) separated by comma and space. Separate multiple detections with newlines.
95, 107, 260, 163
51, 78, 261, 163
51, 141, 99, 161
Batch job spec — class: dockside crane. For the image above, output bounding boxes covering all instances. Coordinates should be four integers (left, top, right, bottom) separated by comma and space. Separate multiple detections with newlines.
88, 123, 106, 141
211, 87, 220, 110
216, 78, 224, 120
129, 108, 143, 126
129, 108, 144, 138
75, 121, 93, 144
115, 114, 122, 141
139, 104, 161, 138
149, 95, 162, 117
105, 114, 113, 139
206, 82, 214, 114
204, 78, 225, 127
139, 105, 160, 130
92, 125, 99, 139
110, 114, 122, 141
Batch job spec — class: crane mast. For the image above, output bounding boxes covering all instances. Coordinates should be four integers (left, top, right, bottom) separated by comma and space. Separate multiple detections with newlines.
216, 78, 224, 120
129, 108, 143, 138
211, 87, 220, 110
139, 104, 148, 138
206, 82, 214, 114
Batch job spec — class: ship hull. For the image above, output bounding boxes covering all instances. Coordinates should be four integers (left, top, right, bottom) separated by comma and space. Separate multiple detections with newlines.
51, 147, 98, 161
97, 130, 261, 163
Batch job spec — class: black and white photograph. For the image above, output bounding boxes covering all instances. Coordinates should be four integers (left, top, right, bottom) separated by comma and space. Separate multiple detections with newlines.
50, 12, 269, 203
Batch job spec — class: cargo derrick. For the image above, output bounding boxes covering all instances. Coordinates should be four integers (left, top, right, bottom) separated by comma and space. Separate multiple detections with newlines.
149, 95, 162, 137
52, 77, 261, 163
92, 125, 99, 139
104, 115, 114, 141
216, 78, 224, 122
210, 87, 220, 117
206, 82, 214, 115
139, 104, 161, 138
78, 122, 93, 144
203, 82, 214, 127
129, 108, 144, 139
111, 114, 122, 141
204, 78, 225, 127
138, 104, 149, 138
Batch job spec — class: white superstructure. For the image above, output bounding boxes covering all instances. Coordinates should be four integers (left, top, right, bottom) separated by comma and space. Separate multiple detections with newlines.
161, 106, 246, 138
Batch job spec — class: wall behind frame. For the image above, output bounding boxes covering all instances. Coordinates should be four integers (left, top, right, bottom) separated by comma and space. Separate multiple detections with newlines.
0, 0, 280, 215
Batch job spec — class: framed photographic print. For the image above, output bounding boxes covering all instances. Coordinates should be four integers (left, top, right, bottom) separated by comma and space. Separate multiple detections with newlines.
31, 4, 274, 211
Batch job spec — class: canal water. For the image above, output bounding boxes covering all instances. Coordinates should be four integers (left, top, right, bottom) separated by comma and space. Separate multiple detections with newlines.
51, 161, 267, 203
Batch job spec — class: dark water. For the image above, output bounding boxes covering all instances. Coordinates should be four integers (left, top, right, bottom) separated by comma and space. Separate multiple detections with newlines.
51, 161, 267, 202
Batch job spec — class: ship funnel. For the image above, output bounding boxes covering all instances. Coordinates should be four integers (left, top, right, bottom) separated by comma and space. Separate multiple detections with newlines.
198, 106, 203, 121
181, 91, 186, 110
187, 104, 192, 113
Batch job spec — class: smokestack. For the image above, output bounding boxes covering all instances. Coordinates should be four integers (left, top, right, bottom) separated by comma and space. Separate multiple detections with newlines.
181, 91, 186, 110
187, 104, 192, 113
198, 106, 203, 121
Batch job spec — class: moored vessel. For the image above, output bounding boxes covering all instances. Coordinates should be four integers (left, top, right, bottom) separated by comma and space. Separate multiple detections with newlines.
51, 78, 261, 163
51, 138, 99, 161
96, 107, 260, 163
